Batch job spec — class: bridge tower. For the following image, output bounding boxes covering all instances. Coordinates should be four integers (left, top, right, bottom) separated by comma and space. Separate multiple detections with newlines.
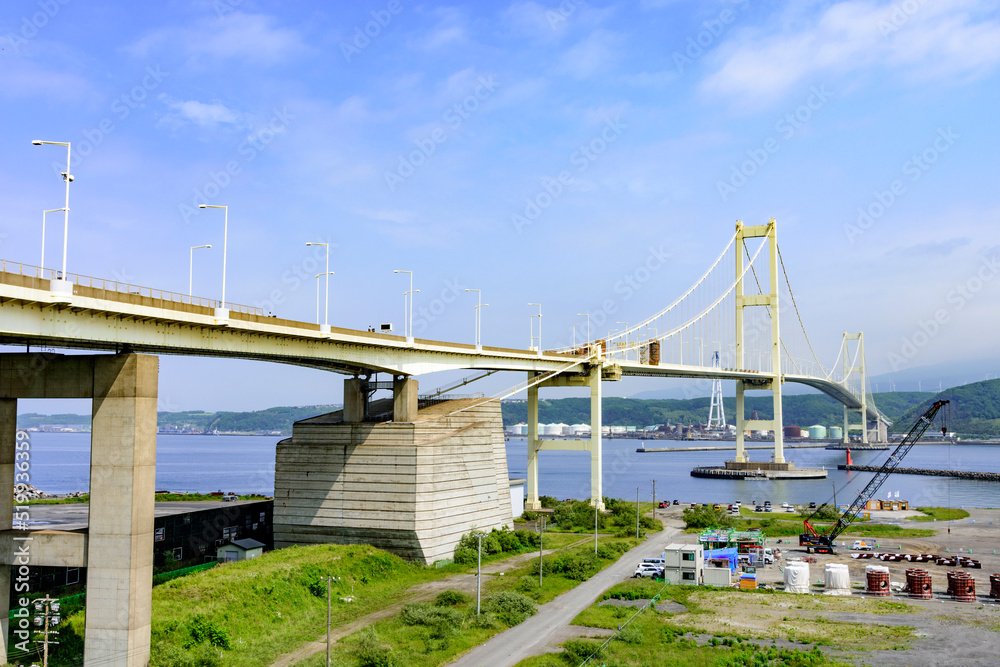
525, 354, 611, 512
841, 332, 869, 444
733, 219, 785, 465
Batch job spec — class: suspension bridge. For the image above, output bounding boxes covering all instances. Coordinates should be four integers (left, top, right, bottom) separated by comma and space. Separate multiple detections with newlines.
0, 217, 888, 665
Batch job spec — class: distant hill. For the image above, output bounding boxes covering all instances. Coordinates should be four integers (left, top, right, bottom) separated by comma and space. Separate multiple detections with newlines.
500, 392, 931, 430
18, 405, 340, 435
891, 379, 1000, 436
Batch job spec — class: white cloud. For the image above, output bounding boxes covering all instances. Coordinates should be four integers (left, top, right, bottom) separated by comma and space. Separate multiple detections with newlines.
157, 96, 244, 131
701, 1, 1000, 106
126, 12, 305, 64
410, 7, 467, 51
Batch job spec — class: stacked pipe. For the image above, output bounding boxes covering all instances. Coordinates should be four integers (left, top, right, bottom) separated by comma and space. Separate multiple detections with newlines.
990, 574, 1000, 599
947, 571, 976, 602
865, 565, 890, 596
905, 568, 932, 599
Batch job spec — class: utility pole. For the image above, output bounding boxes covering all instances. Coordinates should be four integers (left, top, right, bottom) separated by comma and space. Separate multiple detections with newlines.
321, 576, 339, 666
34, 595, 61, 667
594, 503, 599, 555
652, 479, 656, 507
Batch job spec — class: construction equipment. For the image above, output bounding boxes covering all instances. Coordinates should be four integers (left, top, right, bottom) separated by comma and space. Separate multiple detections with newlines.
799, 400, 950, 554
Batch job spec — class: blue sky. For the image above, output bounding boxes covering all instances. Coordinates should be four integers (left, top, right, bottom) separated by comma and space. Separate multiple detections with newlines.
3, 0, 1000, 412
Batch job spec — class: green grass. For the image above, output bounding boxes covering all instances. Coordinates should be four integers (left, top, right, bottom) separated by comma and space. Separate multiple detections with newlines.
47, 544, 470, 666
913, 506, 970, 522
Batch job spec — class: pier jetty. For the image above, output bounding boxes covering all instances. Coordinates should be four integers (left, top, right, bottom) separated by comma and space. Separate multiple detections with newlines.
838, 464, 1000, 482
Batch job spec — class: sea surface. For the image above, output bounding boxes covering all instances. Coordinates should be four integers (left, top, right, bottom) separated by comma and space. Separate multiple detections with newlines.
18, 432, 1000, 508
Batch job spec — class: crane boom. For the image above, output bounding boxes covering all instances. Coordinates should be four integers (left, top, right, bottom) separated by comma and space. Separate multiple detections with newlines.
799, 400, 950, 553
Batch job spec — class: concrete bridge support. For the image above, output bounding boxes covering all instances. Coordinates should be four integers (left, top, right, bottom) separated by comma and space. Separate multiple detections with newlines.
0, 353, 156, 667
841, 333, 870, 445
525, 364, 604, 512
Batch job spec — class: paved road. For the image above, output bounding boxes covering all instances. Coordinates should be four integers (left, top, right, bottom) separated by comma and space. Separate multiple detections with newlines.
447, 523, 682, 667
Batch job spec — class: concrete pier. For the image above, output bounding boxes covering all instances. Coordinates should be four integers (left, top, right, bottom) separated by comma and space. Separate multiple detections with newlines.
0, 353, 156, 667
274, 386, 513, 564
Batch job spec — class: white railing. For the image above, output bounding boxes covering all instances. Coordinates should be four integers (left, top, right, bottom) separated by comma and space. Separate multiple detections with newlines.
0, 259, 263, 316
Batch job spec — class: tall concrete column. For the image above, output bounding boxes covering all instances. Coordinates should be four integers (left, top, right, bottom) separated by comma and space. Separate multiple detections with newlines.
588, 367, 604, 511
0, 398, 14, 665
734, 380, 746, 462
392, 376, 418, 423
525, 378, 540, 511
343, 378, 365, 423
84, 355, 157, 667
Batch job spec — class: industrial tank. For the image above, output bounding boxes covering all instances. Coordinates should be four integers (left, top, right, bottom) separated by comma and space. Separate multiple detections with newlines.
808, 425, 828, 439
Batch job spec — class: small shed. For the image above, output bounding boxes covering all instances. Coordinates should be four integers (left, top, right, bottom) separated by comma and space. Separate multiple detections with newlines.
509, 478, 526, 518
217, 537, 265, 562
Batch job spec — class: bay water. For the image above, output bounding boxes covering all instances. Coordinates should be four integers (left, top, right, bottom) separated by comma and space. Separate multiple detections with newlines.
19, 432, 999, 508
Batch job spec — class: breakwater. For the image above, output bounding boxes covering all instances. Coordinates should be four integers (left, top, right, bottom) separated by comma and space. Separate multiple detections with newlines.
838, 464, 1000, 482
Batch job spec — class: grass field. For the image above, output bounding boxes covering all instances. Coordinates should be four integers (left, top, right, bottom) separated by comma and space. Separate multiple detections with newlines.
912, 506, 971, 522
511, 578, 916, 666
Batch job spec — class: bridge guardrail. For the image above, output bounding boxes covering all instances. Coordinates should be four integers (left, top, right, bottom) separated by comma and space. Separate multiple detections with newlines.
0, 259, 263, 316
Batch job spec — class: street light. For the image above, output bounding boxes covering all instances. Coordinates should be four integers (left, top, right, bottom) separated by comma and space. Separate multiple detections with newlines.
32, 140, 72, 291
528, 303, 542, 353
576, 313, 590, 348
393, 270, 418, 343
40, 208, 66, 270
189, 244, 212, 297
315, 272, 335, 325
306, 242, 331, 331
465, 288, 487, 349
572, 323, 581, 349
198, 204, 228, 318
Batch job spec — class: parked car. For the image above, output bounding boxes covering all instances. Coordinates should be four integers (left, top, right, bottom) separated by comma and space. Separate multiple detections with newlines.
785, 505, 795, 513
764, 505, 773, 512
808, 502, 817, 509
633, 563, 663, 578
672, 499, 679, 505
754, 505, 764, 512
658, 501, 668, 508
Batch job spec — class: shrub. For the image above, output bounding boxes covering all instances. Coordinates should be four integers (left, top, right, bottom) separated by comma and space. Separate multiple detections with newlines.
483, 533, 503, 555
434, 590, 469, 607
482, 591, 537, 626
560, 553, 600, 581
400, 602, 464, 637
521, 510, 538, 521
186, 614, 230, 649
453, 547, 477, 565
616, 624, 643, 645
561, 639, 601, 663
150, 642, 223, 667
470, 611, 501, 629
515, 529, 540, 548
495, 527, 522, 552
682, 505, 733, 529
355, 628, 398, 667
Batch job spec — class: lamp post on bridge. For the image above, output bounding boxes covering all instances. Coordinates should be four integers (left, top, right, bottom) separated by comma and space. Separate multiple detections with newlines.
394, 270, 418, 344
306, 242, 331, 332
198, 204, 229, 320
465, 289, 487, 350
189, 244, 212, 297
528, 303, 542, 354
315, 272, 335, 326
571, 323, 581, 349
40, 208, 66, 271
32, 140, 72, 294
